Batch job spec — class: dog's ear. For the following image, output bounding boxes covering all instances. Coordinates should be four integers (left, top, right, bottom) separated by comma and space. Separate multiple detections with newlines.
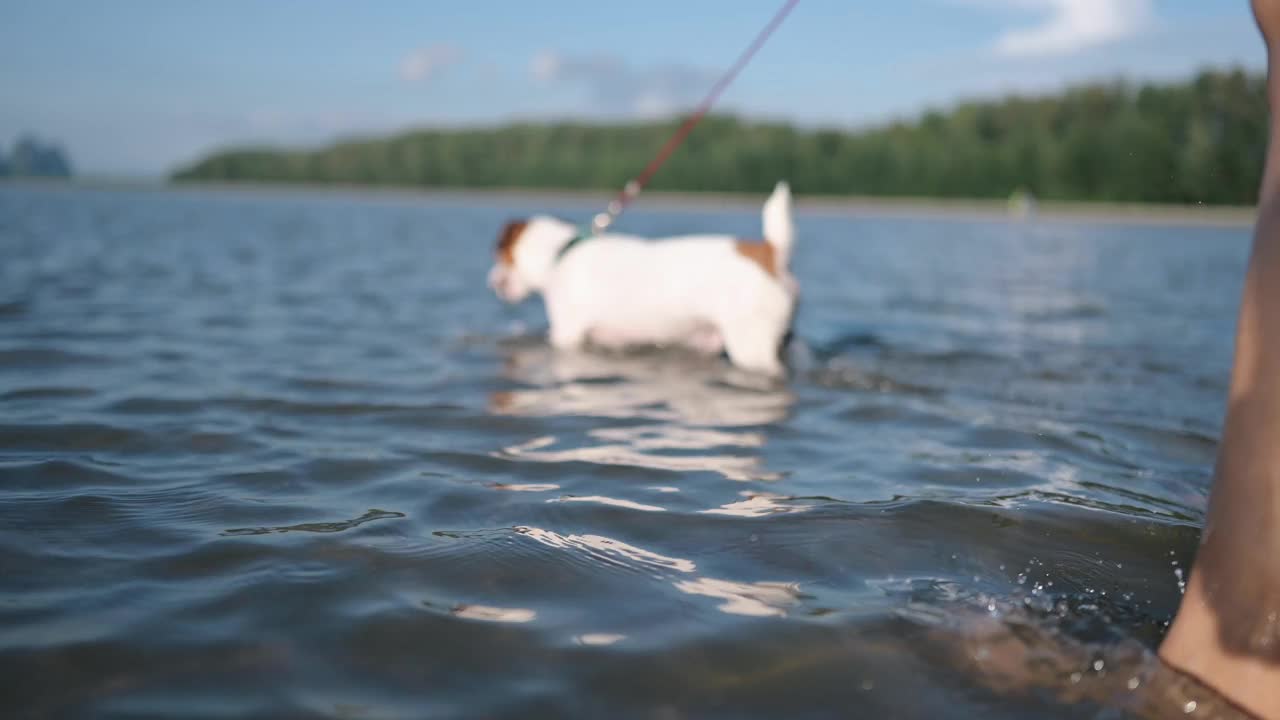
496, 220, 528, 265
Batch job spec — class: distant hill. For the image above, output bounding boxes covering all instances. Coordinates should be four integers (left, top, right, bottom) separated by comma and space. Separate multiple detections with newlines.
172, 68, 1262, 206
0, 136, 73, 179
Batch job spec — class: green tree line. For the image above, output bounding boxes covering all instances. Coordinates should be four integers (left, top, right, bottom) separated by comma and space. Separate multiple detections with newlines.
0, 136, 73, 179
173, 68, 1264, 205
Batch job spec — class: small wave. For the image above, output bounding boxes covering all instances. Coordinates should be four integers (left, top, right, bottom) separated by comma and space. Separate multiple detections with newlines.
515, 526, 697, 574
216, 396, 425, 417
673, 578, 804, 618
222, 508, 406, 537
0, 386, 96, 401
0, 421, 148, 453
103, 396, 207, 415
699, 492, 813, 518
0, 299, 30, 319
0, 346, 111, 369
450, 604, 537, 623
548, 495, 667, 513
809, 363, 940, 395
497, 433, 778, 482
0, 457, 135, 491
1019, 302, 1108, 322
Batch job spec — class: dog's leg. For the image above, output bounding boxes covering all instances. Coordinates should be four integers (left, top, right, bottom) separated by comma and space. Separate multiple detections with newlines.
545, 297, 589, 350
548, 319, 588, 350
722, 322, 785, 377
688, 325, 725, 356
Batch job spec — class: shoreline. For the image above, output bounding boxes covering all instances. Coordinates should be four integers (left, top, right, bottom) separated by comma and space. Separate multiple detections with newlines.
1, 177, 1256, 229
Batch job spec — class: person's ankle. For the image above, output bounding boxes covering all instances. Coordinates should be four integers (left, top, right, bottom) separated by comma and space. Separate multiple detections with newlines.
1161, 572, 1280, 720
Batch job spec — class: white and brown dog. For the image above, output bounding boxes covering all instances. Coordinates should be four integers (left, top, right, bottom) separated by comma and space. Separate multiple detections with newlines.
488, 181, 797, 376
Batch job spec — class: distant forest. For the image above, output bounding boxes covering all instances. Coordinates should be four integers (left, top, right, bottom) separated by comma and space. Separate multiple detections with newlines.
174, 68, 1263, 205
0, 136, 73, 179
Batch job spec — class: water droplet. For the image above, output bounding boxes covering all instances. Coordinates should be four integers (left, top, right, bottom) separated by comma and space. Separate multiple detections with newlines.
1093, 659, 1104, 672
1127, 677, 1140, 690
1183, 700, 1197, 714
1069, 672, 1082, 684
860, 679, 875, 691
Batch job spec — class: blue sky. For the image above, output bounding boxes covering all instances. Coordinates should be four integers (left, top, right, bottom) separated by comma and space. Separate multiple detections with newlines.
0, 0, 1265, 177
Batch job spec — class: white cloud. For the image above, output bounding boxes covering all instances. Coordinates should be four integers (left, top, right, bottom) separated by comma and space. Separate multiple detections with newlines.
530, 50, 562, 83
988, 0, 1152, 57
530, 50, 718, 117
399, 44, 463, 82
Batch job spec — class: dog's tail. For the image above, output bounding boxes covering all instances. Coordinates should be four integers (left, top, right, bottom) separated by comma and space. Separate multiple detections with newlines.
763, 181, 794, 270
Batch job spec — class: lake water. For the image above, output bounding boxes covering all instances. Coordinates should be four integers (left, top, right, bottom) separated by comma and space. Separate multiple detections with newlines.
0, 184, 1255, 718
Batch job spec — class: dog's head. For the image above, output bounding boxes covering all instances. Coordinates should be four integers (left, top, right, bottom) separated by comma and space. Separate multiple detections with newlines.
487, 216, 576, 303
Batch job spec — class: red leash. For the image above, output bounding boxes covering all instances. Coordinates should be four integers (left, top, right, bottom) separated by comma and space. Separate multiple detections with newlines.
590, 0, 801, 234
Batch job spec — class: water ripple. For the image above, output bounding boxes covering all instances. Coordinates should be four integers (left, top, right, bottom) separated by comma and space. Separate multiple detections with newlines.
222, 508, 407, 536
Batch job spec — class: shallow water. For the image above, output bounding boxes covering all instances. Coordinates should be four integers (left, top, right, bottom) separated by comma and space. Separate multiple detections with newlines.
0, 184, 1253, 718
